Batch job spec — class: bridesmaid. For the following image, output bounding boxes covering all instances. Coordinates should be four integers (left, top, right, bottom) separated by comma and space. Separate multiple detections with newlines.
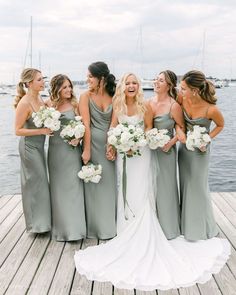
47, 74, 86, 241
79, 61, 117, 239
148, 70, 184, 239
14, 68, 51, 233
178, 70, 224, 241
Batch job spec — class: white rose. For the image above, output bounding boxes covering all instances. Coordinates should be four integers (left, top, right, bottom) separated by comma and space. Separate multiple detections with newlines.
202, 134, 211, 143
91, 175, 101, 183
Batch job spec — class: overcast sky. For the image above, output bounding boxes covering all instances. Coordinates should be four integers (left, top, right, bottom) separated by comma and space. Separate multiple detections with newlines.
0, 0, 236, 84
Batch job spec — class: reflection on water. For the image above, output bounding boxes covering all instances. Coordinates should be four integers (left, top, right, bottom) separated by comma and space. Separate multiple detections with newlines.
0, 87, 235, 195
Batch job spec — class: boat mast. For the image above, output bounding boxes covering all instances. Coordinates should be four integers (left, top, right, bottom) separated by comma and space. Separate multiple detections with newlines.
30, 16, 32, 67
201, 30, 206, 72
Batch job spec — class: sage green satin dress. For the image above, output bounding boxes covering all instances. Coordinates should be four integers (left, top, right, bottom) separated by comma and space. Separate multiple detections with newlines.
48, 110, 86, 241
153, 112, 180, 239
19, 117, 51, 233
84, 99, 116, 239
178, 111, 218, 241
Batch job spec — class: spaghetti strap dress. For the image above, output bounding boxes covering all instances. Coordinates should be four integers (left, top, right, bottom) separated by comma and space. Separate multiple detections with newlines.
153, 103, 180, 239
19, 105, 51, 233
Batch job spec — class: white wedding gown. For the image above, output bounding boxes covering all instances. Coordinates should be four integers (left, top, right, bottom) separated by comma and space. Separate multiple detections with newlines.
74, 115, 231, 291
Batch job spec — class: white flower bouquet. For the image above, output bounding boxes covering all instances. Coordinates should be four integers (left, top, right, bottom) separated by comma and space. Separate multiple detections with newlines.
107, 122, 147, 157
32, 106, 61, 131
78, 163, 102, 183
60, 116, 85, 144
146, 128, 170, 149
186, 125, 211, 151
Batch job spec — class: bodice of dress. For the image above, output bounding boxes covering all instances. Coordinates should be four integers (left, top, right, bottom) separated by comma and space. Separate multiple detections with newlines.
183, 110, 212, 133
89, 99, 113, 131
118, 114, 144, 128
23, 117, 45, 147
153, 113, 175, 138
49, 109, 75, 144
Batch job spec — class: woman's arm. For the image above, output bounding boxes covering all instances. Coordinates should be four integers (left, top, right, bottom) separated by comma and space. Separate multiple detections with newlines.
144, 100, 154, 131
208, 105, 224, 139
79, 92, 91, 164
172, 102, 186, 143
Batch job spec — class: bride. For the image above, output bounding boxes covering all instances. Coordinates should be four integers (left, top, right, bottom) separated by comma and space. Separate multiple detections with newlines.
74, 73, 230, 291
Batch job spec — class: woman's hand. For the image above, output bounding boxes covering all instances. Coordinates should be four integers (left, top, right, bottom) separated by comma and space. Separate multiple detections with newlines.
82, 149, 91, 164
41, 128, 54, 136
177, 131, 186, 144
69, 138, 80, 147
198, 145, 207, 152
106, 145, 116, 161
161, 141, 173, 153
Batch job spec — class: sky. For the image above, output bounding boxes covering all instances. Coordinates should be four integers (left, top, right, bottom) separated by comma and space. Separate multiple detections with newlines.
0, 0, 236, 84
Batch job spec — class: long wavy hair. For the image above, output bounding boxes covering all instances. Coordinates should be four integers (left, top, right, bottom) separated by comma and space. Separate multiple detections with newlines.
88, 61, 116, 97
159, 70, 178, 100
113, 73, 146, 117
50, 74, 78, 113
182, 70, 217, 104
14, 68, 41, 108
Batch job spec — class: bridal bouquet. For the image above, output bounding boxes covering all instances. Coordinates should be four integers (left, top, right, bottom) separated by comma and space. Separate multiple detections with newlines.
32, 106, 61, 131
78, 163, 102, 183
186, 125, 211, 151
107, 122, 147, 157
146, 128, 170, 149
60, 116, 85, 144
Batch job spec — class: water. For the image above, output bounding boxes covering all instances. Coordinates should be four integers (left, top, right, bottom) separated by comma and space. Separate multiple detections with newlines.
0, 88, 235, 195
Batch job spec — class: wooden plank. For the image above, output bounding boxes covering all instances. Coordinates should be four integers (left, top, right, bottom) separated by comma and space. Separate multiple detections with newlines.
70, 238, 98, 295
212, 202, 236, 248
0, 194, 13, 209
197, 278, 222, 295
0, 232, 37, 294
178, 285, 200, 295
93, 282, 113, 295
214, 264, 236, 295
212, 192, 236, 228
136, 289, 157, 295
4, 233, 51, 295
158, 289, 178, 295
0, 215, 25, 267
220, 192, 236, 213
48, 240, 82, 295
0, 201, 23, 243
0, 194, 21, 224
231, 192, 236, 198
114, 288, 135, 295
92, 239, 113, 295
218, 228, 236, 277
27, 239, 65, 295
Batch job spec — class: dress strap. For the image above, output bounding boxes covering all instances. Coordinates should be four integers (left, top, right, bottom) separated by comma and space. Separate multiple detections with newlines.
169, 101, 176, 118
29, 102, 37, 112
205, 105, 210, 117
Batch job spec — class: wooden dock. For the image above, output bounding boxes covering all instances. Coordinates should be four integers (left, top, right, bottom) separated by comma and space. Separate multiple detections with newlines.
0, 192, 236, 295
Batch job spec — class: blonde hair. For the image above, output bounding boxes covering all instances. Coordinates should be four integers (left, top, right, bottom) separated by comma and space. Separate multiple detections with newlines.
182, 70, 217, 104
14, 68, 41, 108
113, 73, 146, 116
50, 74, 78, 114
